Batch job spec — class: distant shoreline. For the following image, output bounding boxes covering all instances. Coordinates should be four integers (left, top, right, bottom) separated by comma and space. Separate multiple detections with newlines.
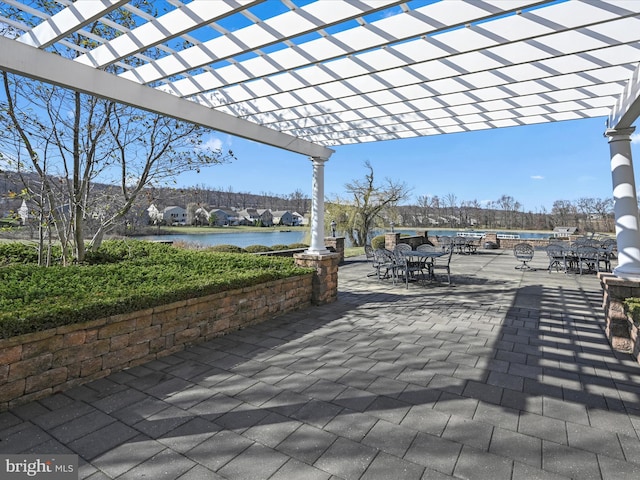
129, 225, 309, 236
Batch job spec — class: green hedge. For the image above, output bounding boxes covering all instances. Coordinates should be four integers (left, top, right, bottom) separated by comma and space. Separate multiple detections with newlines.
624, 297, 640, 326
371, 235, 385, 249
244, 245, 272, 253
0, 240, 313, 339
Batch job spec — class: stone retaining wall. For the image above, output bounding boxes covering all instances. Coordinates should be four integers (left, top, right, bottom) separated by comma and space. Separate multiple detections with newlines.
0, 274, 314, 411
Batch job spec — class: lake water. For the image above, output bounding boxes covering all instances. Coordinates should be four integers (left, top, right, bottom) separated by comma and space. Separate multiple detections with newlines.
135, 228, 554, 248
135, 230, 308, 248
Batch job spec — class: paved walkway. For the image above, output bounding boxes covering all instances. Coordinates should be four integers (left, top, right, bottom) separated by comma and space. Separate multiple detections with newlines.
1, 249, 640, 479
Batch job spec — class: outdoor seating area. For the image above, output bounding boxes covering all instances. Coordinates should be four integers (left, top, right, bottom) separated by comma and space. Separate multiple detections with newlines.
438, 235, 482, 255
544, 238, 617, 275
1, 248, 639, 480
371, 243, 452, 288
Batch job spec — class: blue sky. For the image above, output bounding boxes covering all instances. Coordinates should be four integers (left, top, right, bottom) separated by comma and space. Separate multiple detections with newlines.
176, 117, 640, 212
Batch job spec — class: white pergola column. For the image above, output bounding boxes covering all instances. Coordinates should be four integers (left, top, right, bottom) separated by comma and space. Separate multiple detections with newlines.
606, 127, 640, 278
307, 156, 330, 255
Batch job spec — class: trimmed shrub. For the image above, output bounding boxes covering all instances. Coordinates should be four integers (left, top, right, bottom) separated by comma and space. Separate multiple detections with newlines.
288, 243, 308, 249
270, 244, 290, 251
206, 244, 246, 253
624, 297, 640, 326
0, 240, 313, 338
371, 235, 385, 250
0, 243, 62, 265
245, 245, 272, 253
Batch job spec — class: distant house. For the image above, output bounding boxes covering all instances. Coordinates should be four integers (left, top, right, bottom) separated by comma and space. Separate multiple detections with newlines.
208, 208, 239, 226
238, 208, 273, 226
17, 199, 28, 225
237, 208, 259, 226
194, 206, 210, 226
257, 209, 274, 227
271, 210, 294, 226
552, 226, 578, 238
291, 212, 307, 226
147, 204, 163, 225
163, 205, 187, 225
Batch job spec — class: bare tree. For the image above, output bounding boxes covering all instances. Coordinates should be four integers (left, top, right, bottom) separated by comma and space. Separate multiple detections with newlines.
443, 193, 458, 225
551, 200, 576, 229
329, 160, 410, 247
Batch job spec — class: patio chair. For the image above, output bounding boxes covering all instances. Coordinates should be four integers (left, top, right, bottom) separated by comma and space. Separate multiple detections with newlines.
394, 244, 424, 288
598, 239, 616, 272
546, 244, 568, 273
453, 236, 467, 254
601, 238, 617, 259
415, 243, 437, 274
437, 236, 452, 252
576, 245, 600, 275
430, 244, 454, 285
513, 243, 534, 270
373, 248, 396, 281
597, 243, 614, 272
364, 244, 377, 277
465, 237, 480, 254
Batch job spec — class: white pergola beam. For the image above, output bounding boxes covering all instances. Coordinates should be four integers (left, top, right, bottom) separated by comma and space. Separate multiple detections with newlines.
75, 0, 261, 68
119, 0, 406, 85
609, 61, 640, 129
16, 0, 130, 48
201, 4, 639, 112
162, 0, 544, 98
0, 36, 333, 159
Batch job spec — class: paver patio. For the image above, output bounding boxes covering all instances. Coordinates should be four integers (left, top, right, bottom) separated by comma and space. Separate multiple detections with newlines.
1, 248, 639, 479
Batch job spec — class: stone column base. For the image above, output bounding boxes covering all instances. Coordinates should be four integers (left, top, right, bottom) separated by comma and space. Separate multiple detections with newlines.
324, 237, 344, 264
599, 272, 640, 363
294, 252, 340, 305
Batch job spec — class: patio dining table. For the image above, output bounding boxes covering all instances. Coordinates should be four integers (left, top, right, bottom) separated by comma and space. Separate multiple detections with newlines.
401, 249, 446, 283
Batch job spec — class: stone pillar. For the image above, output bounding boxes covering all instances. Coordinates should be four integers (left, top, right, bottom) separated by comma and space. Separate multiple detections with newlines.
294, 252, 340, 305
599, 273, 640, 363
484, 232, 500, 248
324, 236, 344, 264
605, 127, 640, 278
307, 157, 330, 255
385, 232, 400, 250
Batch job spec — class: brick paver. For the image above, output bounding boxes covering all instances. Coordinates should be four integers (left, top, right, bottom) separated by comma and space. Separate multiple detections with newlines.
1, 248, 640, 479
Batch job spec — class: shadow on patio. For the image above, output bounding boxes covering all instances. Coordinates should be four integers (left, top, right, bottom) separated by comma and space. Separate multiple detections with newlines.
1, 250, 639, 479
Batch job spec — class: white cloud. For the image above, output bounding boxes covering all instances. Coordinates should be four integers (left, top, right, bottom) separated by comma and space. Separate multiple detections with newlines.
195, 134, 233, 153
531, 175, 544, 180
631, 132, 640, 144
200, 136, 223, 151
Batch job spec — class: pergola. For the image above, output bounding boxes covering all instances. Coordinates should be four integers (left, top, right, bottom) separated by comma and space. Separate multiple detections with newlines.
1, 0, 640, 276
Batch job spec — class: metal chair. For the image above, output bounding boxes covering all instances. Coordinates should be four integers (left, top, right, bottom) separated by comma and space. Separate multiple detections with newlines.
430, 244, 454, 285
513, 243, 534, 270
598, 242, 615, 272
453, 236, 467, 254
372, 248, 396, 281
364, 244, 377, 277
394, 244, 423, 288
437, 236, 452, 251
546, 244, 568, 273
576, 245, 600, 275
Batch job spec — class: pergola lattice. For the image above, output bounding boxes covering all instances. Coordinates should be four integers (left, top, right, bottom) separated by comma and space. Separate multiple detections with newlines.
1, 0, 640, 271
2, 0, 640, 149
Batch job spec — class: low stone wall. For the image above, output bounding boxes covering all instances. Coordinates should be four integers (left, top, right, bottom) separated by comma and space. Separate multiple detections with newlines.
384, 230, 557, 251
0, 274, 314, 411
